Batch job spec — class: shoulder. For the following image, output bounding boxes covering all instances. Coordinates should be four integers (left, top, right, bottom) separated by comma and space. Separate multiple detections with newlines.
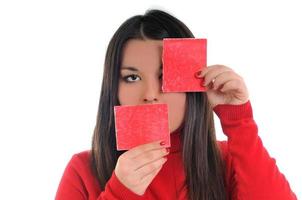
68, 150, 91, 169
71, 150, 91, 161
216, 140, 228, 158
57, 150, 100, 198
216, 140, 234, 176
62, 150, 97, 185
216, 140, 233, 168
62, 150, 92, 177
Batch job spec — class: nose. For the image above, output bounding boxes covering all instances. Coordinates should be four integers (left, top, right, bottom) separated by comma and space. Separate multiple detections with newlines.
143, 79, 161, 104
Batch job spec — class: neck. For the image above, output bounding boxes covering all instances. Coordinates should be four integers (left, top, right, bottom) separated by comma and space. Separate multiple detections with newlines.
170, 121, 185, 135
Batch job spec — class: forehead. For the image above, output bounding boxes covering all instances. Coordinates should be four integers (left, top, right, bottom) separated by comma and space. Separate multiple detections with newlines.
121, 39, 163, 70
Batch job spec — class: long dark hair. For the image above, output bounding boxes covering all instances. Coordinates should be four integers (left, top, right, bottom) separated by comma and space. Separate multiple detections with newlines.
91, 9, 226, 200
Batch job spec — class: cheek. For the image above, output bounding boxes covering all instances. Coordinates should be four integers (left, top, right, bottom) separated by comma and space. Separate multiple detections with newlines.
118, 83, 141, 105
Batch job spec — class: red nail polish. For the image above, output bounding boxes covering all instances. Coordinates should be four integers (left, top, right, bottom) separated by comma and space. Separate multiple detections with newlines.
194, 71, 202, 78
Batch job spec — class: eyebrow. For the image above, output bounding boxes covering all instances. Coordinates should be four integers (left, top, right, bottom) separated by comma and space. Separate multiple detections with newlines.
121, 65, 163, 71
121, 66, 139, 71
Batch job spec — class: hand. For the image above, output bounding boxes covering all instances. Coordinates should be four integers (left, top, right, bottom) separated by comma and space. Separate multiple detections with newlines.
195, 65, 249, 108
115, 141, 169, 195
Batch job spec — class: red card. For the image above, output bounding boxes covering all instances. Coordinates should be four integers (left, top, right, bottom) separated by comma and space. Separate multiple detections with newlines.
162, 38, 207, 92
114, 104, 170, 150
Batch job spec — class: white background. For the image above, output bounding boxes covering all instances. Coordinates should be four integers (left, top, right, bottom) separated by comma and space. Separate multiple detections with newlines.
0, 0, 301, 199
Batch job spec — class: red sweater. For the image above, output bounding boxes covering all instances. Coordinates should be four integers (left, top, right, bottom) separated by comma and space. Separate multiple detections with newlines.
56, 101, 297, 200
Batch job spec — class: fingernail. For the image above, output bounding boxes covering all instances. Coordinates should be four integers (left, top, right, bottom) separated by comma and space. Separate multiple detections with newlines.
194, 71, 202, 78
160, 141, 166, 146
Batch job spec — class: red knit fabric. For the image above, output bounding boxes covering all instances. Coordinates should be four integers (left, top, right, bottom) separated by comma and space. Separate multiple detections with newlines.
56, 101, 297, 200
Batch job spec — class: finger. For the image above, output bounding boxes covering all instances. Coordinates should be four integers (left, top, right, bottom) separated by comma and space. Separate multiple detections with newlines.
220, 79, 243, 92
194, 66, 208, 78
126, 140, 166, 158
132, 148, 169, 170
199, 65, 230, 76
211, 71, 240, 90
195, 65, 229, 78
202, 66, 233, 86
139, 165, 163, 186
135, 156, 167, 178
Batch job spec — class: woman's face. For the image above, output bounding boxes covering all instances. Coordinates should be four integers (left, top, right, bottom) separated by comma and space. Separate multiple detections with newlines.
118, 39, 186, 133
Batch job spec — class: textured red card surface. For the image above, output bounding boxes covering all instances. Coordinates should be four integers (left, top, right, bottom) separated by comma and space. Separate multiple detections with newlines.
162, 38, 207, 92
114, 104, 170, 150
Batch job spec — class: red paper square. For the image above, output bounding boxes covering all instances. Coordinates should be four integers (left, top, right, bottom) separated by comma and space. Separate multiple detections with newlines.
162, 38, 207, 92
114, 104, 170, 150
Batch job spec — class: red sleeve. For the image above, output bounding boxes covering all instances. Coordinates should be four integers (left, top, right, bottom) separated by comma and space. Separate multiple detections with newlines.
99, 171, 148, 200
55, 153, 147, 200
213, 101, 297, 200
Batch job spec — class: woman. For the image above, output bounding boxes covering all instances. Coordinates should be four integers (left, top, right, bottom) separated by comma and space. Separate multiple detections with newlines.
56, 9, 297, 200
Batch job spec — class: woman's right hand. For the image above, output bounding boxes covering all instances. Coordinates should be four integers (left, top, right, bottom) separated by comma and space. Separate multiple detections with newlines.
114, 140, 169, 196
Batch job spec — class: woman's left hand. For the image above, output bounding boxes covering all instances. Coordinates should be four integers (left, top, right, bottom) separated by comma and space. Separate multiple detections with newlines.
195, 65, 250, 108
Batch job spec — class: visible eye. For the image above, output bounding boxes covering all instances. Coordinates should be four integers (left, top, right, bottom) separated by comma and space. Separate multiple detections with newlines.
122, 74, 141, 83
